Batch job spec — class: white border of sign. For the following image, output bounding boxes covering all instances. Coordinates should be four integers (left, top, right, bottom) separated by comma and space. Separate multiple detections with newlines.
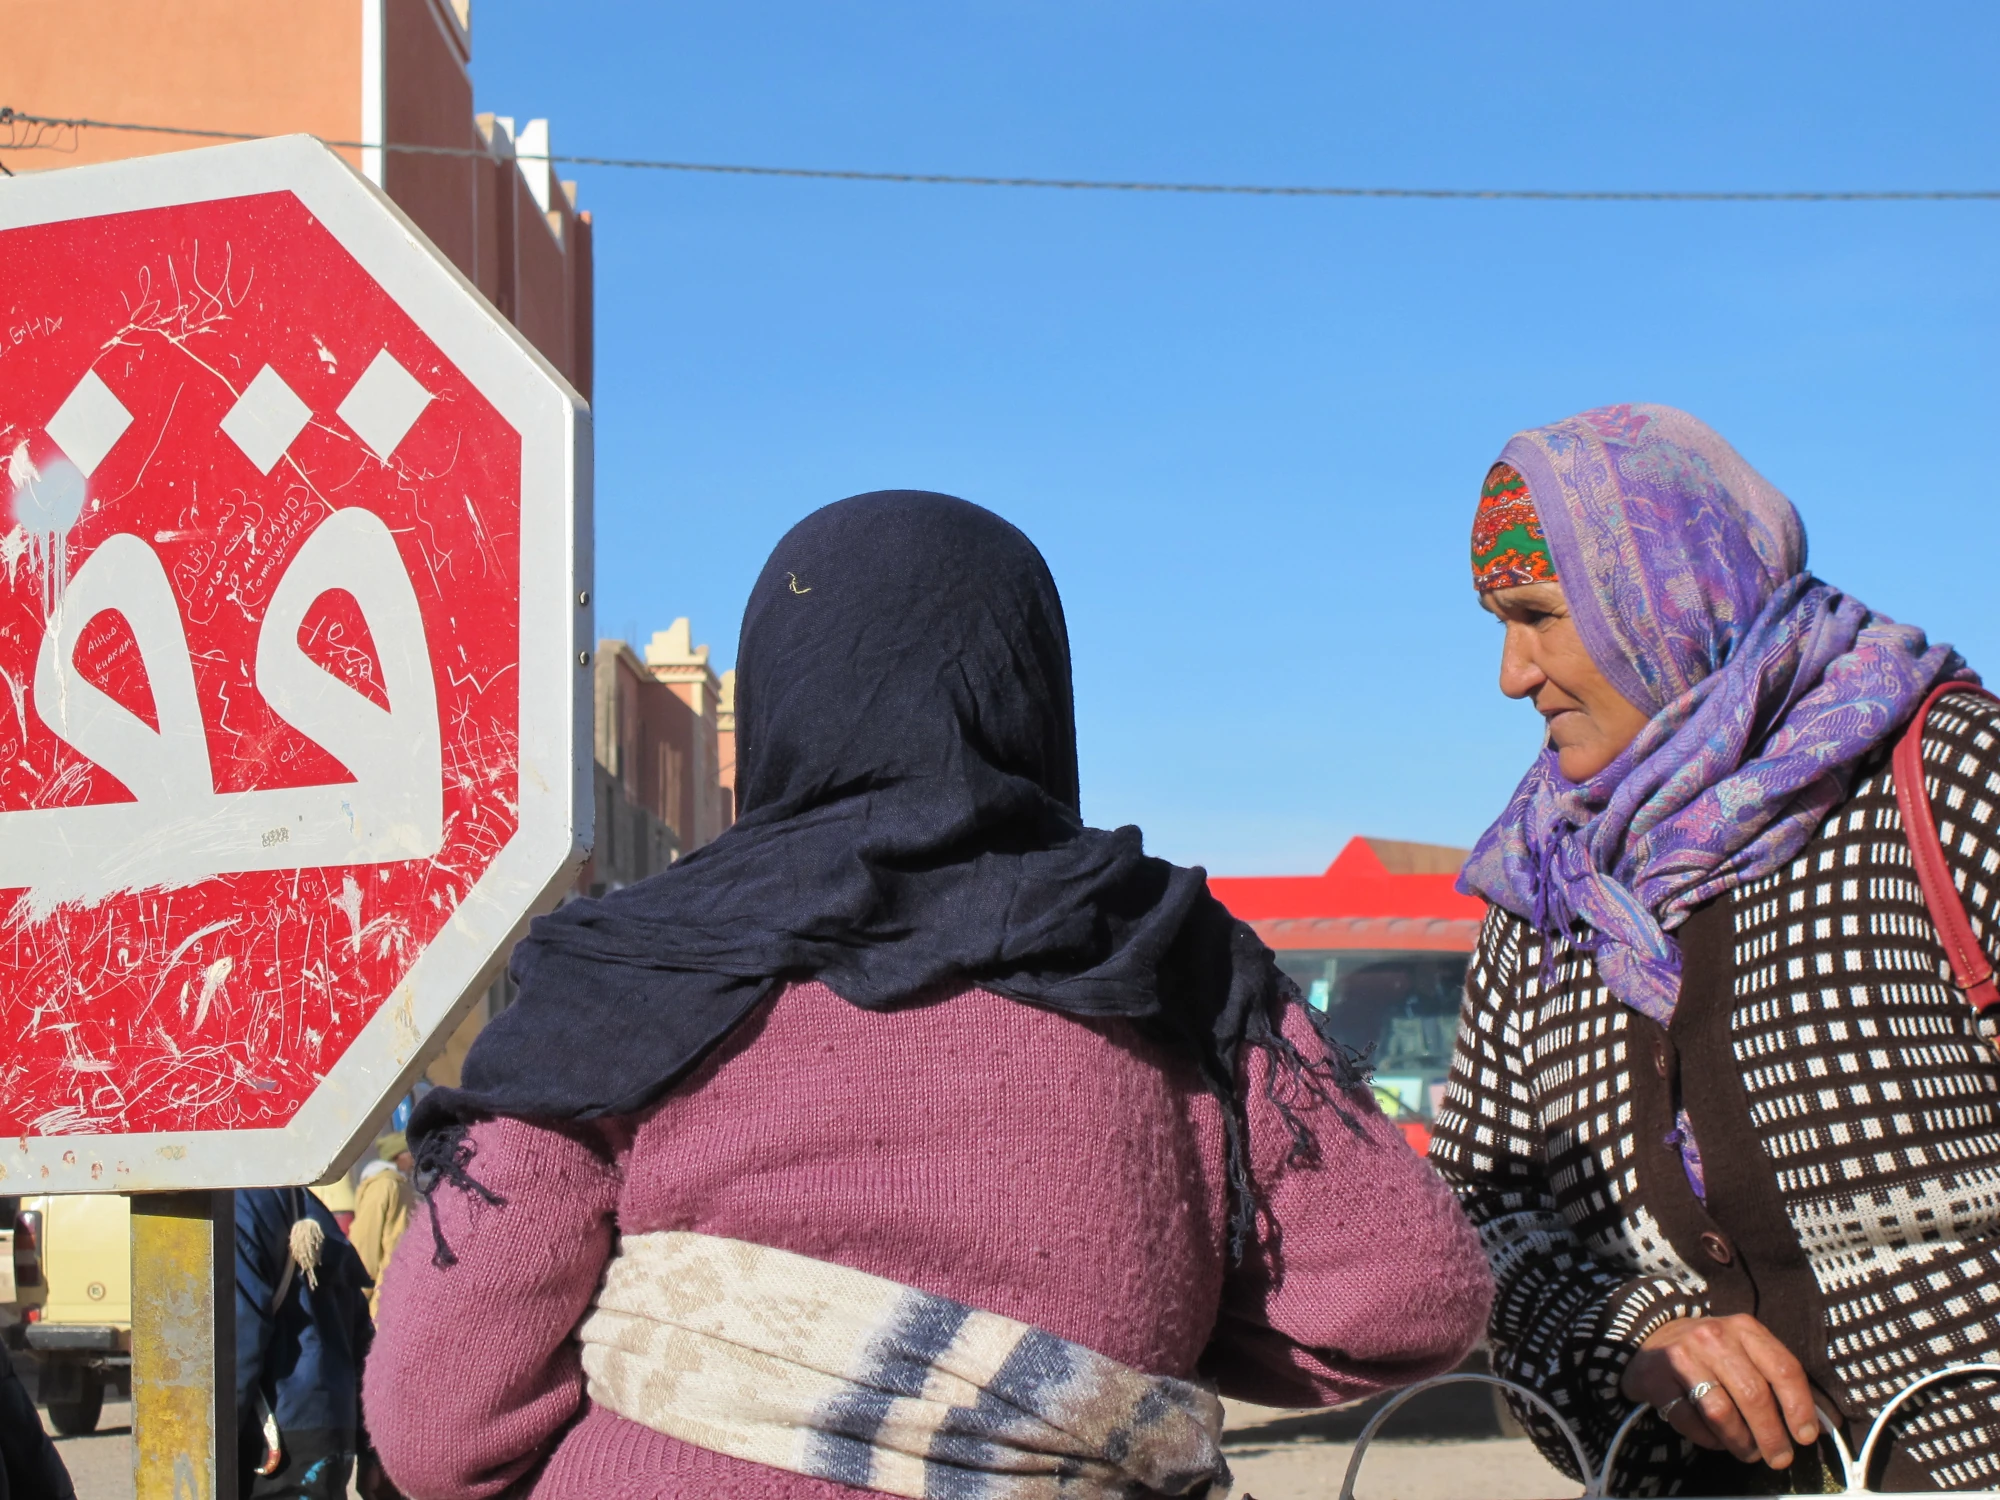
0, 136, 593, 1192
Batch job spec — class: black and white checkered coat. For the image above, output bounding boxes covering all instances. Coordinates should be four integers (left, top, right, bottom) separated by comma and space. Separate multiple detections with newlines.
1430, 690, 2000, 1494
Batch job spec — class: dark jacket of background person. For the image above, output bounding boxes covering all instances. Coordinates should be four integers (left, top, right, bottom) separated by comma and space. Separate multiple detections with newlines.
235, 1188, 373, 1495
0, 1352, 73, 1500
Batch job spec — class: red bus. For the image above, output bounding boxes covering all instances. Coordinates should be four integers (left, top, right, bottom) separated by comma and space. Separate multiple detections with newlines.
1209, 838, 1483, 1154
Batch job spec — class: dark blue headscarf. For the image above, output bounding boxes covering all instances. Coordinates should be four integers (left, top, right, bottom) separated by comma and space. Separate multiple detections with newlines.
415, 492, 1332, 1254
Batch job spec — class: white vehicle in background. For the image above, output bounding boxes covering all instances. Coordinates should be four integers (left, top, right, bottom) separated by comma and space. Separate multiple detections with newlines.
3, 1193, 131, 1435
1, 1176, 363, 1437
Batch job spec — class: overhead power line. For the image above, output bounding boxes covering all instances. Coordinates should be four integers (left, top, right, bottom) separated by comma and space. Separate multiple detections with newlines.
3, 106, 1996, 203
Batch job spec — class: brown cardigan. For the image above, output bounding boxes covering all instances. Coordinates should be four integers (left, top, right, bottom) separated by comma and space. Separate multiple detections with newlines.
1431, 690, 2000, 1496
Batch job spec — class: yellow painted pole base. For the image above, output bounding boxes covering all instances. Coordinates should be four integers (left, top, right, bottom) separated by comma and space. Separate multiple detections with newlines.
131, 1190, 236, 1500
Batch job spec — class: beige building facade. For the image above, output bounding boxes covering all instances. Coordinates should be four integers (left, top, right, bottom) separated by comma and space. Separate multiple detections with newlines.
588, 633, 724, 894
642, 619, 736, 848
431, 621, 737, 1087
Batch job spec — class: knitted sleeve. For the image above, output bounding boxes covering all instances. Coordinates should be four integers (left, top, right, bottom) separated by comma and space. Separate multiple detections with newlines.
1427, 908, 1704, 1487
364, 1115, 622, 1500
1202, 1001, 1492, 1407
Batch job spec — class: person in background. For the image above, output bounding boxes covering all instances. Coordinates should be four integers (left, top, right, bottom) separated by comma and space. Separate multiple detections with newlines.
0, 1347, 74, 1500
236, 1187, 372, 1500
366, 491, 1493, 1499
349, 1133, 414, 1321
1430, 404, 2000, 1492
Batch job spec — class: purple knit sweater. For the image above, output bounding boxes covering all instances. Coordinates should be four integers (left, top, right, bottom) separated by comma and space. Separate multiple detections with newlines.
365, 982, 1491, 1498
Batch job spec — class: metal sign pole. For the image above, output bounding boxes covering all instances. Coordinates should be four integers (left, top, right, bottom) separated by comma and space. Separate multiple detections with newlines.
131, 1191, 236, 1500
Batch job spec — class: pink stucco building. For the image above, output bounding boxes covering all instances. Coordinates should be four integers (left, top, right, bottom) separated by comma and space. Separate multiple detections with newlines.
1, 0, 592, 399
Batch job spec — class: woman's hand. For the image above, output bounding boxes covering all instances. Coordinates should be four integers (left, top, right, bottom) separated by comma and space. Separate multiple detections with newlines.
1620, 1314, 1820, 1469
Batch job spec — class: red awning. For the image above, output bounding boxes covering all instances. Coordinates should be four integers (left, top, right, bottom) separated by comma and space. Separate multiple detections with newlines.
1208, 837, 1485, 952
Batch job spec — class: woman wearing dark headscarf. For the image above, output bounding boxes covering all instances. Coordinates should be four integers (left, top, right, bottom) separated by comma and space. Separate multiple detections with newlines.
1430, 405, 2000, 1494
366, 492, 1490, 1499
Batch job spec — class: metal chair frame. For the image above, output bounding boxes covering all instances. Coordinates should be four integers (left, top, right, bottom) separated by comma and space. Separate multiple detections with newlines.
1331, 1364, 2000, 1498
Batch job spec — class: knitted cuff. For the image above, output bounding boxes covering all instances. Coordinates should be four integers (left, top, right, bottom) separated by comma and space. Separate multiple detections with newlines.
1578, 1275, 1709, 1414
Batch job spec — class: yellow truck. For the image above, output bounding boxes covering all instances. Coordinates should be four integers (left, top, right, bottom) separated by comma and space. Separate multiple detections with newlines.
4, 1193, 131, 1435
3, 1179, 358, 1435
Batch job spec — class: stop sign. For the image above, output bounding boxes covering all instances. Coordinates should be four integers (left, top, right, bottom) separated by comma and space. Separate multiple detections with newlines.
0, 137, 591, 1191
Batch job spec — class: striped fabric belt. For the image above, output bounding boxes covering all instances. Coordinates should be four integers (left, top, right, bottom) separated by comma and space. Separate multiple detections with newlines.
576, 1230, 1232, 1499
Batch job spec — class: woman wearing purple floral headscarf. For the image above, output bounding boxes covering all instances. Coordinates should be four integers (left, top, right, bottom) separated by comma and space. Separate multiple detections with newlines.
1429, 404, 2000, 1495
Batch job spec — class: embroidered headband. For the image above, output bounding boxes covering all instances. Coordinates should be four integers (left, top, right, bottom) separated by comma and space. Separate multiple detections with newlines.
1471, 462, 1558, 592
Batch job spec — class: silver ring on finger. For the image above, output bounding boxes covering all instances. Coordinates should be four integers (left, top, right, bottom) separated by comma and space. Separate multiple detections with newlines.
1686, 1380, 1719, 1405
1658, 1395, 1687, 1419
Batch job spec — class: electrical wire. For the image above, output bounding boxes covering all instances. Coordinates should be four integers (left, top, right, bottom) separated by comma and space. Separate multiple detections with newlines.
2, 106, 1995, 203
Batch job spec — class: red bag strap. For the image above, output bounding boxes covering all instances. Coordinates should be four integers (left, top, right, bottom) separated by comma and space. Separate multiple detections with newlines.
1893, 681, 2000, 1013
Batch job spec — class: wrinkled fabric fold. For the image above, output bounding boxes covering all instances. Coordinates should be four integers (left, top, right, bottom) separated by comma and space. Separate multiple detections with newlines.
1461, 405, 1969, 1024
577, 1231, 1232, 1500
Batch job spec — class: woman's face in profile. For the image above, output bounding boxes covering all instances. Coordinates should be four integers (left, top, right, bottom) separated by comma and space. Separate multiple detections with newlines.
1482, 582, 1649, 782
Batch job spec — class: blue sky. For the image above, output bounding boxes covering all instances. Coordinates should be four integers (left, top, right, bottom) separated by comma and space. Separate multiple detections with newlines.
469, 2, 1997, 874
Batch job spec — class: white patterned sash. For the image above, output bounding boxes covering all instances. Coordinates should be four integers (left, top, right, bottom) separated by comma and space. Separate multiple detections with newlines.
577, 1231, 1231, 1499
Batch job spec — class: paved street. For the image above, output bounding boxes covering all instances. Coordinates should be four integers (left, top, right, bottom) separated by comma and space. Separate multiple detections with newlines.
46, 1395, 1580, 1500
1230, 1437, 1576, 1500
1224, 1398, 1578, 1500
45, 1398, 131, 1500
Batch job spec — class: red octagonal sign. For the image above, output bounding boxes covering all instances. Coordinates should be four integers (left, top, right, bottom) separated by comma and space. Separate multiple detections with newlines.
0, 138, 591, 1191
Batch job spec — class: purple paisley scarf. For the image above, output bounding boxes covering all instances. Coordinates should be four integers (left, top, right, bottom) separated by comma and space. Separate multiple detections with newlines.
1459, 403, 1971, 1027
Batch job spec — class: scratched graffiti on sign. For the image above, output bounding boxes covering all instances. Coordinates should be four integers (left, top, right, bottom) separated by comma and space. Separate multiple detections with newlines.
0, 192, 521, 1137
